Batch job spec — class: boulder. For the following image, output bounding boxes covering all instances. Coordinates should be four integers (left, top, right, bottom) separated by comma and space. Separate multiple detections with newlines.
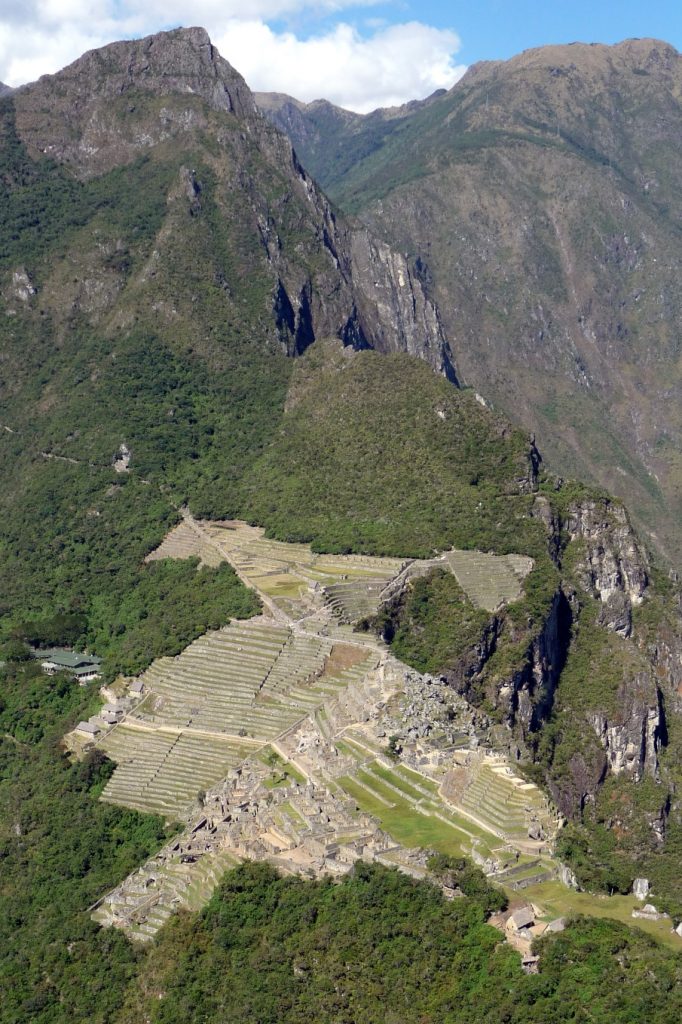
632, 877, 649, 901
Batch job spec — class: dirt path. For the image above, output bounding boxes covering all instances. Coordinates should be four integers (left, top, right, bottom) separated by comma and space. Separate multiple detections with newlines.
181, 509, 291, 625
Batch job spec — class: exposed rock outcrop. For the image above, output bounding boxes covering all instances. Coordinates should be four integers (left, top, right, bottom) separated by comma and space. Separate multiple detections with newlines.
589, 676, 661, 780
9, 27, 455, 377
14, 27, 258, 175
501, 590, 571, 737
113, 443, 131, 473
348, 231, 458, 382
10, 267, 36, 302
564, 498, 649, 635
439, 588, 571, 750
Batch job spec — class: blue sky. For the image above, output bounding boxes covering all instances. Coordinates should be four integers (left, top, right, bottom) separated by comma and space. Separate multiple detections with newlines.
1, 1, 680, 111
340, 1, 682, 61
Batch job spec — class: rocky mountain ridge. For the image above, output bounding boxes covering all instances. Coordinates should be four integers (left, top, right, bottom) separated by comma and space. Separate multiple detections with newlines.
255, 87, 446, 194
260, 38, 682, 570
5, 27, 454, 376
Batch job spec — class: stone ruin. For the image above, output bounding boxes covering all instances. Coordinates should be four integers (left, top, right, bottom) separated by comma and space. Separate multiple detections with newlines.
91, 755, 416, 941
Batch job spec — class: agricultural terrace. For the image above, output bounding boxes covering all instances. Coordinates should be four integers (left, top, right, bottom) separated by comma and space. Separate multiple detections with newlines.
145, 521, 224, 567
95, 618, 379, 822
84, 528, 554, 940
146, 516, 534, 620
445, 551, 533, 611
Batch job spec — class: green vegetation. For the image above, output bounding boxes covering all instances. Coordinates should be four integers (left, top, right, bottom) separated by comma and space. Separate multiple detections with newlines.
86, 558, 260, 679
338, 769, 496, 858
519, 877, 681, 949
386, 734, 401, 761
370, 558, 560, 715
116, 861, 681, 1024
0, 99, 171, 274
0, 99, 291, 675
376, 569, 491, 674
535, 602, 682, 902
535, 602, 652, 807
545, 602, 649, 718
272, 42, 682, 573
238, 343, 545, 560
427, 852, 507, 913
0, 458, 260, 680
556, 783, 682, 921
0, 660, 174, 1024
259, 748, 307, 788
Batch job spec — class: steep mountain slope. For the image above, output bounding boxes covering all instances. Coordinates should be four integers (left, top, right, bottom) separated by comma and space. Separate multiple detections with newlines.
0, 26, 457, 655
255, 88, 445, 195
8, 28, 453, 370
0, 83, 11, 96
260, 40, 682, 568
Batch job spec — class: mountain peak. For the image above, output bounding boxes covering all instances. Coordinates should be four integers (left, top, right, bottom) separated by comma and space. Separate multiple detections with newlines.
464, 35, 680, 87
45, 26, 254, 115
12, 27, 257, 175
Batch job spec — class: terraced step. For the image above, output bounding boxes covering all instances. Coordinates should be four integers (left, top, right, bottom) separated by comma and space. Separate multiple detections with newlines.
457, 764, 554, 838
445, 551, 532, 611
145, 522, 225, 568
323, 578, 393, 624
346, 772, 395, 807
98, 725, 256, 820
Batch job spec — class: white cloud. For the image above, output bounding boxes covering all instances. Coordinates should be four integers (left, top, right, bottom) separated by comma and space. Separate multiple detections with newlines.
214, 20, 466, 112
0, 2, 466, 114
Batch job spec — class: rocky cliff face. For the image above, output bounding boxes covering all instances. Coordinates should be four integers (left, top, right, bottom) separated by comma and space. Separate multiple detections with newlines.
534, 499, 662, 785
6, 28, 452, 374
589, 679, 661, 781
564, 500, 648, 599
438, 588, 569, 741
500, 590, 571, 737
348, 230, 457, 380
266, 40, 682, 570
387, 493, 670, 817
565, 498, 649, 636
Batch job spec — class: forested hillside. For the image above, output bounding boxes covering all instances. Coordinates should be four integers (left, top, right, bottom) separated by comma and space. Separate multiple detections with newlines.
116, 862, 681, 1024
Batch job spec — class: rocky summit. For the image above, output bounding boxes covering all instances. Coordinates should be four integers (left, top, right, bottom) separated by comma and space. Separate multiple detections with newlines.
260, 39, 682, 569
8, 27, 453, 372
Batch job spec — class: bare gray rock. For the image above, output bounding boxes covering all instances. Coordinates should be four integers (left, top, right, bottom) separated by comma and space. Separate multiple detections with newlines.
9, 27, 455, 377
10, 267, 36, 302
632, 877, 650, 900
589, 680, 661, 780
565, 498, 649, 636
